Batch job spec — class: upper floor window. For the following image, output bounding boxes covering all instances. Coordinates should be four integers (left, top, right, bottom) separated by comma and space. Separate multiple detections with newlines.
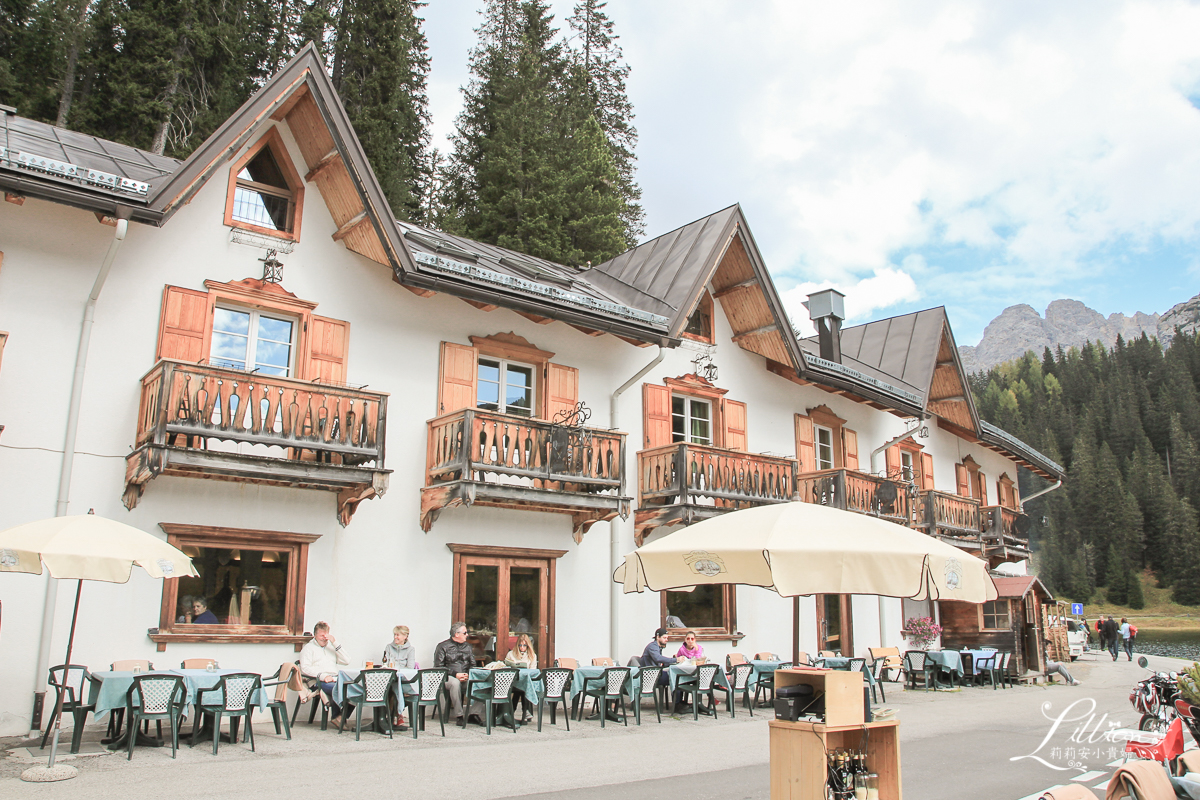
682, 292, 714, 343
225, 128, 304, 241
900, 450, 915, 482
814, 424, 835, 470
477, 357, 535, 417
211, 306, 296, 377
672, 395, 713, 445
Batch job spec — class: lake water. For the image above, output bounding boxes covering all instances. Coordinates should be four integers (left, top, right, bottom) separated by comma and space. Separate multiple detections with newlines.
1100, 629, 1200, 662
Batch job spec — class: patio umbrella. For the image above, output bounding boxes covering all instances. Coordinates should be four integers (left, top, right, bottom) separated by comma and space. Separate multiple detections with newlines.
613, 502, 997, 662
0, 513, 197, 781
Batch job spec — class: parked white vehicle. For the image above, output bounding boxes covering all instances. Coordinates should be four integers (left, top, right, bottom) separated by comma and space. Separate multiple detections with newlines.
1066, 618, 1088, 660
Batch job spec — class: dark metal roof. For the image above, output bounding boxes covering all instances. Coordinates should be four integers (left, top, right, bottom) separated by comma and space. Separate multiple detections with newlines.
797, 337, 926, 409
396, 220, 672, 332
980, 420, 1065, 479
837, 308, 948, 393
589, 204, 741, 325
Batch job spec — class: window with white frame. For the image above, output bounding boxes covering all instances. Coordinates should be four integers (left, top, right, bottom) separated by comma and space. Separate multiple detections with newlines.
210, 306, 296, 377
477, 358, 535, 417
671, 395, 712, 445
814, 424, 834, 470
901, 450, 915, 482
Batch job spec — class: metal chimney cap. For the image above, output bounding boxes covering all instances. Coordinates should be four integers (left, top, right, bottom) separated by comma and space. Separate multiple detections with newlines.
806, 288, 845, 321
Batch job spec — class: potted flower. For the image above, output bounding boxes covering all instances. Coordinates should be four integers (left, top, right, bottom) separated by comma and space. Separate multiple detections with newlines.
902, 616, 943, 650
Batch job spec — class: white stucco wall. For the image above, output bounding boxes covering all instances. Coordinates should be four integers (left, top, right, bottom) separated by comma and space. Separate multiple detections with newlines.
0, 117, 1031, 735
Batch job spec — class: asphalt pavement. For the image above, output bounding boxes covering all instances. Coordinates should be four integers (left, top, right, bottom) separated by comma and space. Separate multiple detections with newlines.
0, 650, 1185, 800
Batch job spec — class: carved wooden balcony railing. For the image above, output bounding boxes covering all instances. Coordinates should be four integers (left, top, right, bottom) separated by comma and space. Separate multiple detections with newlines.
421, 408, 629, 543
913, 490, 982, 549
124, 360, 390, 525
795, 468, 912, 527
634, 443, 799, 544
982, 505, 1030, 557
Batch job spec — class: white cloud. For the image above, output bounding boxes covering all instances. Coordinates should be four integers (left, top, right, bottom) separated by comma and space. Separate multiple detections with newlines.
783, 267, 921, 336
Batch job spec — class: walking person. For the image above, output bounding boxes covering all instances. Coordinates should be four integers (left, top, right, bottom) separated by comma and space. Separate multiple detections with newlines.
1096, 617, 1107, 654
1119, 617, 1134, 661
1104, 615, 1120, 661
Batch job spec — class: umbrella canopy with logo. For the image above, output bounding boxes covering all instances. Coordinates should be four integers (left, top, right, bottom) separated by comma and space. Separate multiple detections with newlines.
614, 502, 997, 661
0, 514, 197, 780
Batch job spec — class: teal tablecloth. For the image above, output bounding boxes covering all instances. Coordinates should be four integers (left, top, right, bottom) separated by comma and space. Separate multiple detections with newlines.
748, 660, 784, 690
925, 650, 964, 678
467, 667, 543, 705
333, 668, 419, 705
570, 665, 639, 700
666, 663, 732, 694
92, 669, 267, 716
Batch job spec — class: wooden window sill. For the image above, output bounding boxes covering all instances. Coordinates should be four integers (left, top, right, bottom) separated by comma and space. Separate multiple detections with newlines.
664, 631, 745, 643
148, 629, 311, 652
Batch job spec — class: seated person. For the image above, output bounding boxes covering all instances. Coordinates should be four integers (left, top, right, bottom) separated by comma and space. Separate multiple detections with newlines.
299, 621, 352, 726
382, 625, 416, 731
435, 622, 476, 725
675, 630, 704, 661
504, 633, 537, 722
176, 594, 194, 623
1044, 640, 1081, 686
641, 628, 687, 712
191, 597, 218, 624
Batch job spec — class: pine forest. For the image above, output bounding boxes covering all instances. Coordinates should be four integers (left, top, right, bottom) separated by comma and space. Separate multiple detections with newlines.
0, 0, 642, 263
972, 331, 1200, 608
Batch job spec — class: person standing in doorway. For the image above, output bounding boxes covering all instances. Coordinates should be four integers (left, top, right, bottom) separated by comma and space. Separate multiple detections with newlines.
1104, 615, 1120, 661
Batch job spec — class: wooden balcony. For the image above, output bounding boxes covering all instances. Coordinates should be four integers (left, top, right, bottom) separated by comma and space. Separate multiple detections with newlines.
913, 490, 983, 552
421, 408, 629, 543
634, 444, 799, 544
982, 505, 1031, 560
795, 468, 912, 527
123, 360, 390, 525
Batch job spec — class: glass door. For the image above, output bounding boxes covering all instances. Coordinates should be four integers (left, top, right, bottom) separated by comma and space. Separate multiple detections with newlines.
456, 555, 552, 668
816, 594, 853, 657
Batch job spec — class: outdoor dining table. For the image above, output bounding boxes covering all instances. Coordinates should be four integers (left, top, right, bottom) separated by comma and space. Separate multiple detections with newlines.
465, 667, 543, 727
92, 669, 268, 750
570, 665, 639, 721
924, 650, 965, 678
811, 657, 879, 692
958, 649, 998, 675
748, 659, 784, 690
333, 668, 419, 707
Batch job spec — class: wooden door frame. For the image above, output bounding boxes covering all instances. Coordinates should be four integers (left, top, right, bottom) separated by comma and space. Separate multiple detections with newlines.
815, 593, 854, 657
448, 544, 566, 669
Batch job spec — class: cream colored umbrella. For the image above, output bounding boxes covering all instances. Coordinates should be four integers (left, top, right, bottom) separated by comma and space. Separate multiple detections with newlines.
614, 502, 997, 661
0, 513, 197, 781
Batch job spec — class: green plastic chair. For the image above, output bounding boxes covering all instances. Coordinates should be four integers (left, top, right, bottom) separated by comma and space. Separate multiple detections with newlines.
676, 664, 721, 720
725, 662, 755, 717
190, 672, 261, 755
124, 674, 186, 760
633, 665, 664, 725
41, 664, 100, 755
406, 668, 448, 739
262, 662, 303, 739
537, 667, 573, 732
752, 662, 791, 708
339, 668, 396, 740
467, 668, 519, 734
581, 666, 630, 728
902, 651, 936, 691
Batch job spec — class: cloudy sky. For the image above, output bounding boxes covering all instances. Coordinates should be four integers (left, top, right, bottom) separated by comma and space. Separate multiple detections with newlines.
421, 1, 1200, 344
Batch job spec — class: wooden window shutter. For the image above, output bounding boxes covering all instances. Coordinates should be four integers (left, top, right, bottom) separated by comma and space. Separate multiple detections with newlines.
955, 463, 970, 497
794, 414, 815, 472
544, 362, 579, 421
304, 315, 349, 384
842, 428, 859, 470
643, 383, 672, 448
723, 399, 748, 451
884, 445, 902, 478
156, 285, 211, 362
920, 453, 935, 490
977, 472, 988, 505
438, 341, 478, 414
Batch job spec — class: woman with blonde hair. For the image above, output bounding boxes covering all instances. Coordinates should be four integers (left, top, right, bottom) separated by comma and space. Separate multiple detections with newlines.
503, 633, 537, 723
504, 633, 537, 668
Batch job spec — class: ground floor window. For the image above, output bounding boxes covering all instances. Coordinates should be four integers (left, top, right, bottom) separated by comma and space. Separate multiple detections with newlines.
152, 523, 318, 649
661, 585, 737, 639
981, 600, 1010, 631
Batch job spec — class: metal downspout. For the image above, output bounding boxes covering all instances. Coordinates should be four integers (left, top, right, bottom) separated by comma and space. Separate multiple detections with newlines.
30, 214, 128, 735
609, 346, 665, 659
1020, 479, 1063, 505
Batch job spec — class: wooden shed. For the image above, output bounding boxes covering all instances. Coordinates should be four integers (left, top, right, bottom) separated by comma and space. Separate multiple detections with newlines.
938, 575, 1054, 677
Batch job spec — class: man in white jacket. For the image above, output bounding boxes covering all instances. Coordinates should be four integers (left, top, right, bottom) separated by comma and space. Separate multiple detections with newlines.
300, 621, 351, 725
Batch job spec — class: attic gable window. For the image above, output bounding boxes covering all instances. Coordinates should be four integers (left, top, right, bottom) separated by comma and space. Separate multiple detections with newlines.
224, 128, 304, 242
682, 292, 714, 343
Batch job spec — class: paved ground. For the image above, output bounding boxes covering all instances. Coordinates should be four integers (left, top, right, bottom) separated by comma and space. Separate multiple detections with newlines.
1, 651, 1184, 799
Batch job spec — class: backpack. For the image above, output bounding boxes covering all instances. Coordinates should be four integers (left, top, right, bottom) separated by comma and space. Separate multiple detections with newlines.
1130, 624, 1138, 637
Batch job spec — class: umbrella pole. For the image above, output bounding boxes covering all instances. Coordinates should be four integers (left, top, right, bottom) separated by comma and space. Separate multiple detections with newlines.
45, 580, 82, 770
792, 596, 799, 666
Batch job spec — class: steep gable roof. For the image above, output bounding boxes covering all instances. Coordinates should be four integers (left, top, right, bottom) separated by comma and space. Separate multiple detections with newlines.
589, 204, 806, 372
